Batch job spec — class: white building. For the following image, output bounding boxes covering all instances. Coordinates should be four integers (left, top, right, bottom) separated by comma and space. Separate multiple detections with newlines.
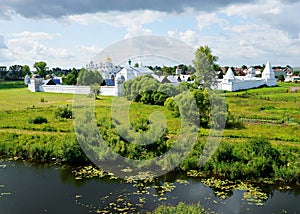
218, 61, 277, 91
116, 60, 154, 81
87, 56, 121, 79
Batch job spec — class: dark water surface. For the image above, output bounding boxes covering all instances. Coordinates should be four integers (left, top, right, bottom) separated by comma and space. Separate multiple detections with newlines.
0, 160, 300, 214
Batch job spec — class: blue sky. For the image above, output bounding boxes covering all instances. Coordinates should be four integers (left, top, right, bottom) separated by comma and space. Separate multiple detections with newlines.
0, 0, 300, 69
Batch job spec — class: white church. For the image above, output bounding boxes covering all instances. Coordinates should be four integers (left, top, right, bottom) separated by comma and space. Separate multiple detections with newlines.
86, 56, 122, 79
115, 59, 154, 81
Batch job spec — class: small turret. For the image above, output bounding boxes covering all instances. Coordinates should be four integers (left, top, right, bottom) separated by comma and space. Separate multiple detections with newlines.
29, 74, 43, 92
222, 68, 236, 83
115, 75, 125, 96
262, 61, 275, 80
24, 74, 31, 85
262, 61, 277, 86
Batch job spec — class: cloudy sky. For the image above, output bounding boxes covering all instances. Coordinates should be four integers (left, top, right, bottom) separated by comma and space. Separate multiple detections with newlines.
0, 0, 300, 69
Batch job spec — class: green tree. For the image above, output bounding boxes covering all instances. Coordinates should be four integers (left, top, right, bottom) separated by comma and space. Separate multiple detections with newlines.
193, 46, 218, 89
34, 61, 48, 78
21, 65, 31, 77
278, 74, 285, 82
71, 68, 79, 77
0, 66, 7, 78
90, 83, 101, 98
127, 75, 159, 101
63, 67, 79, 85
241, 65, 248, 70
164, 97, 180, 117
7, 65, 23, 80
63, 74, 77, 85
122, 75, 177, 106
157, 83, 179, 97
213, 63, 221, 72
77, 68, 103, 86
180, 64, 188, 74
162, 66, 175, 75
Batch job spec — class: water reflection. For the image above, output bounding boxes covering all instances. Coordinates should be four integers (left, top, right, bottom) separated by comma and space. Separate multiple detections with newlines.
1, 160, 300, 213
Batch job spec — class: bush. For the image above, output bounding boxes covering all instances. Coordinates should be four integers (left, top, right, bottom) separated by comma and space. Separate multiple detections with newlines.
29, 116, 48, 124
277, 74, 285, 82
55, 105, 72, 119
164, 97, 180, 117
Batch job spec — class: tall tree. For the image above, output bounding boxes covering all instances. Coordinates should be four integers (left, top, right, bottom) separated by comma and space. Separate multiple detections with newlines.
0, 66, 7, 78
77, 68, 103, 86
193, 46, 218, 89
63, 68, 79, 85
21, 65, 31, 77
241, 65, 248, 70
34, 61, 48, 78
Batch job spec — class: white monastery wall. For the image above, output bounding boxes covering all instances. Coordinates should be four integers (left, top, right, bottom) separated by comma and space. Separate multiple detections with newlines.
29, 84, 117, 96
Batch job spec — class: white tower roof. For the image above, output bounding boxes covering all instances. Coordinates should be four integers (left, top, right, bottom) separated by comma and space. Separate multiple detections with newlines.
262, 61, 275, 79
224, 68, 236, 80
263, 61, 272, 74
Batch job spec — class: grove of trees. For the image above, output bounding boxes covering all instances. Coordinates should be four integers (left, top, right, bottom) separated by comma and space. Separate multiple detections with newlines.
1, 64, 31, 80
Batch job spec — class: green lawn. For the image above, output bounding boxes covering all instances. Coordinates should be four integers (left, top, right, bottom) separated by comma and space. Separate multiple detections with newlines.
225, 82, 300, 125
0, 81, 299, 149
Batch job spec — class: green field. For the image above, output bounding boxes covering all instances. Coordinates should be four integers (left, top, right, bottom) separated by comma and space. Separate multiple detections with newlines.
0, 80, 300, 182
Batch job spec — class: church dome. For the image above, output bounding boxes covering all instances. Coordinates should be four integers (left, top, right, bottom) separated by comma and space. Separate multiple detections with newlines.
104, 56, 112, 62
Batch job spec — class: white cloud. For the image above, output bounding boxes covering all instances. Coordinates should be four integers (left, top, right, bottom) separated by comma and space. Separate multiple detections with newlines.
167, 30, 176, 37
197, 23, 300, 66
197, 13, 228, 31
0, 34, 15, 63
77, 45, 104, 64
0, 49, 15, 63
221, 0, 300, 38
178, 30, 199, 46
66, 10, 165, 27
2, 32, 75, 67
11, 31, 55, 40
124, 25, 152, 39
65, 10, 166, 38
0, 34, 8, 49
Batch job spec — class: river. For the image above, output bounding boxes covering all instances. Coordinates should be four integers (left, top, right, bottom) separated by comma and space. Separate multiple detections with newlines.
0, 160, 300, 213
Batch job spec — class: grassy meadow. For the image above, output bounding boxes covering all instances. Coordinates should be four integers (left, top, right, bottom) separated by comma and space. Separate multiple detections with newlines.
0, 80, 300, 182
224, 83, 299, 144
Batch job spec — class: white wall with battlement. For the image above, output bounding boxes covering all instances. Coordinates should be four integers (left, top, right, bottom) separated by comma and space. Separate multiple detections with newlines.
218, 61, 277, 91
28, 84, 118, 96
219, 79, 266, 91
